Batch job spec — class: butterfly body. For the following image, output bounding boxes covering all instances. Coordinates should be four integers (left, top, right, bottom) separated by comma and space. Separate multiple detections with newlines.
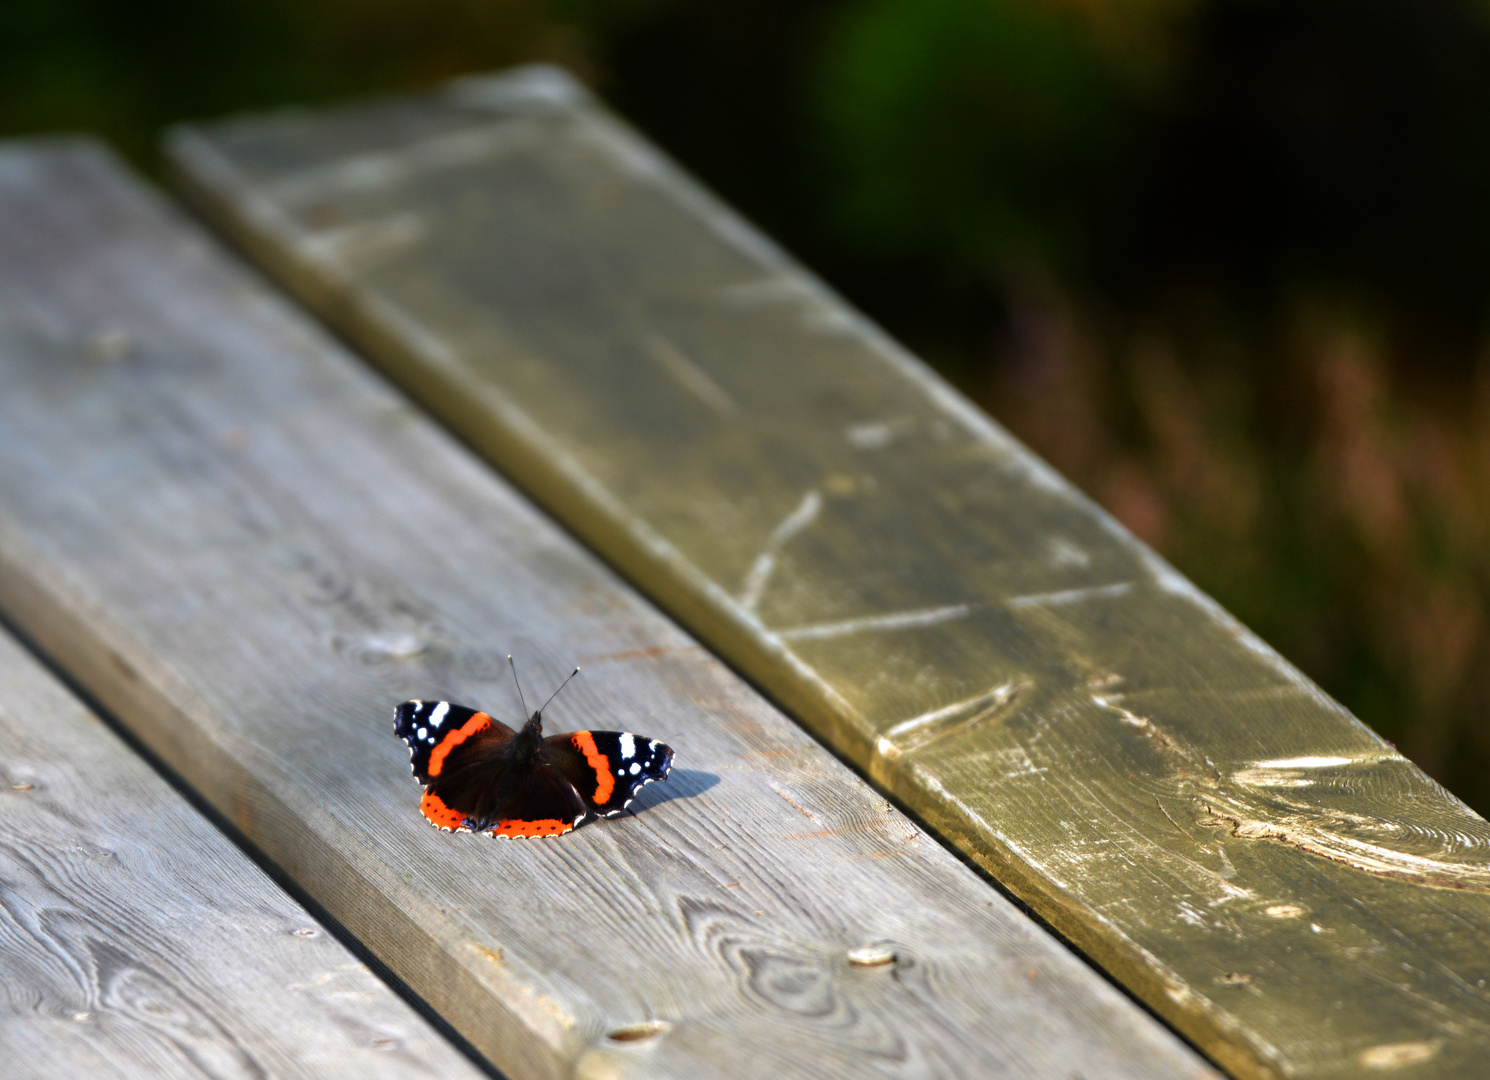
395, 698, 673, 839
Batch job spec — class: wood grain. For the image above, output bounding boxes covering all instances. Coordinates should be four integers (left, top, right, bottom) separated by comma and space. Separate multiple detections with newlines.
0, 140, 1216, 1080
0, 624, 485, 1079
165, 66, 1490, 1079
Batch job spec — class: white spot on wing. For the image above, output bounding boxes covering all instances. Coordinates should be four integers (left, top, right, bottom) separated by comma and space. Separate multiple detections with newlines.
430, 702, 450, 728
619, 733, 635, 759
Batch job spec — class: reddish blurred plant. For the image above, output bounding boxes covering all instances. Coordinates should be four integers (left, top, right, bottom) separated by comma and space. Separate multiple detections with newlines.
990, 292, 1490, 807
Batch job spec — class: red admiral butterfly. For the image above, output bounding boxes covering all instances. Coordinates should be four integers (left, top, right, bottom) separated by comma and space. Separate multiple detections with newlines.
395, 661, 674, 839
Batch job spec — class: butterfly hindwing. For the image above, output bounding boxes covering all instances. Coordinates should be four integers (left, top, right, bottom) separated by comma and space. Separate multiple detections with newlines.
545, 730, 674, 818
486, 764, 588, 839
419, 788, 473, 833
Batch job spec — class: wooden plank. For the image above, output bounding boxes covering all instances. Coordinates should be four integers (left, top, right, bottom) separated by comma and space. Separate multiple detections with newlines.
0, 141, 1217, 1080
0, 627, 486, 1078
165, 66, 1490, 1080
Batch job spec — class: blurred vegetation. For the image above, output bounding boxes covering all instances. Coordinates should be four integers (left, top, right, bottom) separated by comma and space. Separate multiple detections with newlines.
7, 0, 1490, 810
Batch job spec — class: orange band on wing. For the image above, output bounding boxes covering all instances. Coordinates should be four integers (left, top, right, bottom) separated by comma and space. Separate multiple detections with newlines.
427, 712, 491, 777
491, 818, 574, 839
420, 790, 468, 831
571, 730, 614, 804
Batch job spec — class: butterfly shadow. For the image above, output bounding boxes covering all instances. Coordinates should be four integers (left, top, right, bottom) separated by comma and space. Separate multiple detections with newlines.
624, 768, 720, 816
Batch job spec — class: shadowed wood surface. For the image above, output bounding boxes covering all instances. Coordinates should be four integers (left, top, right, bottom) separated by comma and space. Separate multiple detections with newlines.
0, 141, 1218, 1080
166, 66, 1490, 1080
0, 626, 485, 1079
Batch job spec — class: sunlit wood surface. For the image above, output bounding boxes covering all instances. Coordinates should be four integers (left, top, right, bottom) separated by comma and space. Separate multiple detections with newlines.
163, 66, 1490, 1079
0, 140, 1216, 1080
0, 622, 484, 1079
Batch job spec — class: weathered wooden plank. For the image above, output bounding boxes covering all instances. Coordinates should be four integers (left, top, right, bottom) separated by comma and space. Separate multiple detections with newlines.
0, 627, 485, 1078
0, 141, 1216, 1080
165, 66, 1490, 1079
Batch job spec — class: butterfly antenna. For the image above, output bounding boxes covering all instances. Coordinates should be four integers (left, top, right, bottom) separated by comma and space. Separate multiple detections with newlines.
537, 666, 581, 716
507, 654, 530, 716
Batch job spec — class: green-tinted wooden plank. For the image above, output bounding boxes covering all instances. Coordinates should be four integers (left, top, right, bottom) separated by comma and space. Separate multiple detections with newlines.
0, 139, 1217, 1080
167, 68, 1490, 1079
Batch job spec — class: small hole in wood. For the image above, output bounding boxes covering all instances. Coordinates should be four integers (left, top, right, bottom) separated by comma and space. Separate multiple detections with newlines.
606, 1020, 670, 1043
371, 1038, 398, 1051
10, 783, 33, 792
293, 928, 318, 938
847, 945, 897, 968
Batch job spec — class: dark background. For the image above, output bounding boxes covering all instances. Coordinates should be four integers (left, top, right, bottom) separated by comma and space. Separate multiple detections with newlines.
8, 0, 1490, 811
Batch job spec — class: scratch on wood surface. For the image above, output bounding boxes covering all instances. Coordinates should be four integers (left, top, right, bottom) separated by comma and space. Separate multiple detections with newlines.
1092, 690, 1490, 893
739, 490, 822, 611
1006, 582, 1134, 609
1155, 798, 1184, 833
778, 603, 972, 643
265, 122, 542, 206
298, 213, 426, 271
875, 682, 1025, 762
646, 333, 737, 415
1090, 692, 1192, 760
1045, 536, 1091, 568
845, 418, 914, 450
1201, 796, 1490, 894
1230, 754, 1394, 789
1205, 752, 1490, 893
772, 786, 816, 820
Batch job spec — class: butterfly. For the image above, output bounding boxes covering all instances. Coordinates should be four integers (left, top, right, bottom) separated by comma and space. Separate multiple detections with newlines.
394, 660, 673, 839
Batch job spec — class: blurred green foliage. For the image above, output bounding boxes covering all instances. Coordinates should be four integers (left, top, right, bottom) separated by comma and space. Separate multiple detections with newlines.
817, 0, 1126, 278
0, 0, 582, 166
7, 0, 1490, 810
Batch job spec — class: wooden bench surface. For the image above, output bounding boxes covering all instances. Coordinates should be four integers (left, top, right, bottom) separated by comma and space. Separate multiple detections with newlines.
0, 624, 484, 1079
0, 140, 1216, 1080
164, 66, 1490, 1080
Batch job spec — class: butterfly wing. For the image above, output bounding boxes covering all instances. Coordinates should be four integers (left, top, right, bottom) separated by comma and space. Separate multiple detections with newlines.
396, 703, 665, 837
544, 730, 674, 818
394, 699, 514, 785
485, 764, 588, 839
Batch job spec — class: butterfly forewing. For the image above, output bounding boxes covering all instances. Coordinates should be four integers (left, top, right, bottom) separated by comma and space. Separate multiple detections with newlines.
395, 700, 514, 785
544, 730, 674, 817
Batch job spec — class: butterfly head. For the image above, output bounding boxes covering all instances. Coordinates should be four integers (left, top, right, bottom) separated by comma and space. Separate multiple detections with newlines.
507, 657, 580, 740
